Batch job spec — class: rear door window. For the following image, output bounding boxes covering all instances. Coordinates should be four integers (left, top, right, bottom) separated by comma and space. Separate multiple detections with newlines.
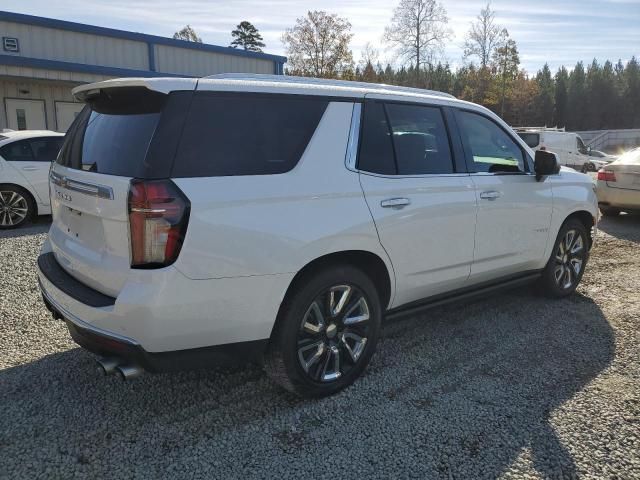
172, 93, 329, 177
386, 103, 454, 175
0, 139, 33, 161
357, 102, 396, 175
29, 137, 64, 162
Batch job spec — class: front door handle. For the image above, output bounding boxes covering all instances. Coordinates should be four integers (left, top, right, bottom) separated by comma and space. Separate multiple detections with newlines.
479, 190, 502, 201
22, 166, 38, 171
381, 197, 411, 209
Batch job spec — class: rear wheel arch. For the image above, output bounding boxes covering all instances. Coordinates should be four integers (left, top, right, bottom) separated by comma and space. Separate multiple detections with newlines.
274, 250, 393, 330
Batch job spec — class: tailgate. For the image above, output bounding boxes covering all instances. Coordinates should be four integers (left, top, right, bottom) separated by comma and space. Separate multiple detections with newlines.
49, 165, 131, 297
46, 83, 194, 297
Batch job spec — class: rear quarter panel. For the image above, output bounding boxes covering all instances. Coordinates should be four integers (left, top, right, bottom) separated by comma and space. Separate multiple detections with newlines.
172, 102, 395, 300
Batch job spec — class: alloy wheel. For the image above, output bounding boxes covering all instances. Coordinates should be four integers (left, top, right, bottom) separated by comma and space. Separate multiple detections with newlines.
553, 229, 585, 289
297, 284, 371, 383
0, 190, 29, 227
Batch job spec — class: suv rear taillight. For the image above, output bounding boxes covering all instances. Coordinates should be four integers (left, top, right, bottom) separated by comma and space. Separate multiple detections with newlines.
128, 179, 190, 268
597, 169, 616, 182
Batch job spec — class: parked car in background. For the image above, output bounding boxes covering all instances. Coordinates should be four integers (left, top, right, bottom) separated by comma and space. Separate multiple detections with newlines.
596, 147, 640, 216
38, 75, 598, 397
0, 130, 64, 228
515, 127, 609, 172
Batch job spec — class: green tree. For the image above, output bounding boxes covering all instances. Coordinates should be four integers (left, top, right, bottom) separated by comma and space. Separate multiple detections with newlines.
554, 67, 569, 128
230, 21, 266, 52
173, 25, 202, 43
535, 63, 555, 126
625, 56, 640, 128
567, 61, 586, 130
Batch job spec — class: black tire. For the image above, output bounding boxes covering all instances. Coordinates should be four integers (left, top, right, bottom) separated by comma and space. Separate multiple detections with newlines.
537, 218, 589, 298
600, 206, 620, 217
0, 184, 35, 229
265, 265, 382, 398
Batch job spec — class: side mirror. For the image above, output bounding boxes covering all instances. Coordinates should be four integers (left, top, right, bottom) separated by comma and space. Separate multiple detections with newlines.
534, 150, 560, 181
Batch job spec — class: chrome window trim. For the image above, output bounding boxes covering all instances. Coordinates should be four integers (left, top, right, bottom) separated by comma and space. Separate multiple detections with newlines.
49, 170, 114, 200
345, 102, 362, 172
358, 171, 472, 180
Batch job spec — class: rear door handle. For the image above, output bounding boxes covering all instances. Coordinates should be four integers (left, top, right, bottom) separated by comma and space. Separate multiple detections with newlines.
381, 197, 411, 209
22, 166, 38, 171
479, 190, 502, 201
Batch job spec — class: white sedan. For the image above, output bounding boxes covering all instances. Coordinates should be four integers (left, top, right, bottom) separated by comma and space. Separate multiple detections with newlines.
596, 147, 640, 216
0, 130, 64, 228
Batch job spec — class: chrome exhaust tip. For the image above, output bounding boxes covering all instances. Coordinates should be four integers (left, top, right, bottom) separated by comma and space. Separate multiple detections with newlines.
96, 356, 120, 376
115, 364, 144, 381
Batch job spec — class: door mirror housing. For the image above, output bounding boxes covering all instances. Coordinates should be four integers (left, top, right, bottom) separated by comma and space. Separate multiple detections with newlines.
534, 150, 560, 181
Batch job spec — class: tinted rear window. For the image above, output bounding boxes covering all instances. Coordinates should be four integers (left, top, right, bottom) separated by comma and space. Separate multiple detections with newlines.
172, 93, 328, 177
517, 132, 540, 148
57, 87, 166, 176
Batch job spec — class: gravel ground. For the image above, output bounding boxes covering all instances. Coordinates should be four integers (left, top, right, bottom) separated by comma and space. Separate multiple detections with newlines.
1, 214, 639, 479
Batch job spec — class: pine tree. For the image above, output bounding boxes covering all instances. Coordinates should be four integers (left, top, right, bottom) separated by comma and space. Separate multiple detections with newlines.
625, 56, 640, 128
535, 64, 555, 126
554, 67, 569, 128
567, 62, 586, 130
230, 21, 266, 52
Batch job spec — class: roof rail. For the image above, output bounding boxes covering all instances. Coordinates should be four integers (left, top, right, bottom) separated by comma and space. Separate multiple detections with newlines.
203, 73, 456, 99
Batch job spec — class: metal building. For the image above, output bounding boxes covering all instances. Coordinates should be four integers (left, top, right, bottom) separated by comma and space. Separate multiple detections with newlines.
0, 11, 286, 132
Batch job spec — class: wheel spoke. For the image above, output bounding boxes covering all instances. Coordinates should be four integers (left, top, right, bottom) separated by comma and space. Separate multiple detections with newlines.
554, 265, 564, 283
298, 341, 325, 373
302, 301, 325, 335
565, 231, 575, 252
329, 285, 352, 316
343, 296, 370, 325
341, 331, 368, 363
563, 265, 572, 288
321, 345, 341, 382
570, 258, 582, 275
570, 236, 584, 254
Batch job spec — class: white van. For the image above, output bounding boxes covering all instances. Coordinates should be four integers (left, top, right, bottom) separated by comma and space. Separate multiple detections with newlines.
516, 128, 608, 172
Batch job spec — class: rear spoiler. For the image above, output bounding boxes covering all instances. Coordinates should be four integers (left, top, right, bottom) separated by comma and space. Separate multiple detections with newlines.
72, 78, 198, 102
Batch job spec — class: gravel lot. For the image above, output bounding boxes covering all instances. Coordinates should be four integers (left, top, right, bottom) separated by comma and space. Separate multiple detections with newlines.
1, 215, 639, 479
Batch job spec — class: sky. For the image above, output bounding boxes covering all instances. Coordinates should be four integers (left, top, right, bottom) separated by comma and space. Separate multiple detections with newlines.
5, 0, 640, 73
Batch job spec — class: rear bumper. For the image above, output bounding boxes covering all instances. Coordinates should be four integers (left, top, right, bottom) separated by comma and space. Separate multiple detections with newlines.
597, 182, 640, 210
37, 240, 293, 369
40, 285, 268, 371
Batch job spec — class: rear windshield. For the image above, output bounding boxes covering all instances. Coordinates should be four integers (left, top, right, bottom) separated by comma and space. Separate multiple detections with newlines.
57, 89, 329, 178
171, 93, 328, 177
57, 87, 166, 177
517, 132, 540, 148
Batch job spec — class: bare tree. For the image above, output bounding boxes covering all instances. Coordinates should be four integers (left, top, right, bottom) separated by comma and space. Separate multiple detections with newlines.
282, 11, 354, 78
173, 25, 202, 43
359, 43, 380, 83
384, 0, 451, 76
463, 2, 506, 69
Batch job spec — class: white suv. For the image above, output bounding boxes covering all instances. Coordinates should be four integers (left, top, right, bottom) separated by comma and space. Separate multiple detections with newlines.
37, 75, 598, 397
0, 130, 64, 228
